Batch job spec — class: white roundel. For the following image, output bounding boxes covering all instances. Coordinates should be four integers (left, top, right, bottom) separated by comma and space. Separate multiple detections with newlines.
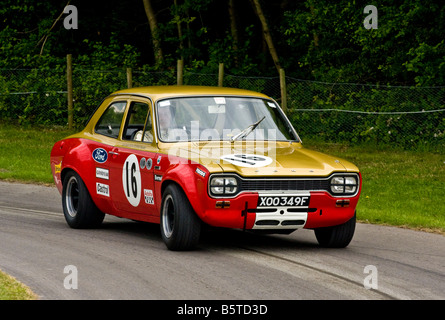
220, 154, 273, 168
122, 154, 141, 207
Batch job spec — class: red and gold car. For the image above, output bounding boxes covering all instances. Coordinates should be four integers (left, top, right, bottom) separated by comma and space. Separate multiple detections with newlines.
50, 86, 361, 250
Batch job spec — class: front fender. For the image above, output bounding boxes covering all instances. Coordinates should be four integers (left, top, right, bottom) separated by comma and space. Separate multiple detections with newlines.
160, 162, 209, 218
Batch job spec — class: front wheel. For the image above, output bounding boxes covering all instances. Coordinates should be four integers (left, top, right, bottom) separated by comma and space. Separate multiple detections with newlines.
62, 171, 105, 229
160, 184, 201, 251
314, 213, 356, 248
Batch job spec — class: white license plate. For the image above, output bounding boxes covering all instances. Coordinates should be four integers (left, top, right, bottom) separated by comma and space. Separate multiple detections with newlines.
257, 195, 310, 207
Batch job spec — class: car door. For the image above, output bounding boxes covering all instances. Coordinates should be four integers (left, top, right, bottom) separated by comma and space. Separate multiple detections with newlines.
90, 99, 128, 213
107, 97, 158, 216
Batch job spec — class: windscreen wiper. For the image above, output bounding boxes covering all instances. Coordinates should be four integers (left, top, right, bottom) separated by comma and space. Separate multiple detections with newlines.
231, 116, 266, 142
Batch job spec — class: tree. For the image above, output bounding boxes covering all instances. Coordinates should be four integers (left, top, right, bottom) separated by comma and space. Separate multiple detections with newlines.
250, 0, 281, 73
228, 0, 239, 67
142, 0, 164, 66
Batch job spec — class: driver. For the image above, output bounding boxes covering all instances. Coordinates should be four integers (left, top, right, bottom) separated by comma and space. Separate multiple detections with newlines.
157, 105, 173, 140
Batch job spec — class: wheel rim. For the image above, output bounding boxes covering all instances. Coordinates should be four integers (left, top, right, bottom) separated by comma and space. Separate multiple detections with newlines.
162, 194, 175, 238
66, 176, 79, 218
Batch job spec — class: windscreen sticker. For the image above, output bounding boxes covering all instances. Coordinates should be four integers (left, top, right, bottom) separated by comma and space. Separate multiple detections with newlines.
214, 97, 226, 104
159, 100, 171, 107
220, 154, 273, 168
122, 154, 141, 207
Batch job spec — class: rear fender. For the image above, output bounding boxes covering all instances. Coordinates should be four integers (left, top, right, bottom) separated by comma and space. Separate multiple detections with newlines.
51, 138, 99, 201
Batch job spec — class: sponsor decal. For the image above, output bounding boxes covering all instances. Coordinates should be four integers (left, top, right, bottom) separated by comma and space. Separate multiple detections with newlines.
144, 189, 154, 205
122, 154, 141, 207
220, 153, 273, 168
195, 167, 206, 178
96, 182, 110, 197
54, 161, 62, 174
154, 174, 162, 182
96, 167, 109, 180
92, 148, 108, 163
157, 155, 162, 164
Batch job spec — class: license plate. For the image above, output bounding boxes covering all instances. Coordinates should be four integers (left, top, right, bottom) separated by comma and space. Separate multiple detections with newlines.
258, 195, 310, 207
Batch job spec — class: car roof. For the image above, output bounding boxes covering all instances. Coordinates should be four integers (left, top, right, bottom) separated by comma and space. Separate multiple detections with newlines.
110, 85, 271, 101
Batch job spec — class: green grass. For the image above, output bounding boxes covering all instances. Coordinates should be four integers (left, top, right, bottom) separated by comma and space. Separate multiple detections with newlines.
305, 139, 445, 234
0, 269, 37, 300
0, 123, 75, 184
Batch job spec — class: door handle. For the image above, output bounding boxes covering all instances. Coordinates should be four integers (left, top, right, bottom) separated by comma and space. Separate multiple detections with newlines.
109, 151, 119, 155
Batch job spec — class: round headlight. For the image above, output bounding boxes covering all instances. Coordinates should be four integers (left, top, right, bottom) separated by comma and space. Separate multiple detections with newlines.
345, 177, 357, 193
224, 177, 237, 194
330, 177, 344, 194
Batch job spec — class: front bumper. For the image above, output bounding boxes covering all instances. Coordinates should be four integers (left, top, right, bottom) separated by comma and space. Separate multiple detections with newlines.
198, 190, 360, 231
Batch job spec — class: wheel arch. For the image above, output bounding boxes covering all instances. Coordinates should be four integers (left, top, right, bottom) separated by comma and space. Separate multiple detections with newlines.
160, 165, 207, 218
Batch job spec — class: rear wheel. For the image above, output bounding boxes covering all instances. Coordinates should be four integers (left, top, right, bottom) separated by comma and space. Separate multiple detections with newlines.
160, 184, 201, 250
62, 171, 105, 229
314, 212, 356, 248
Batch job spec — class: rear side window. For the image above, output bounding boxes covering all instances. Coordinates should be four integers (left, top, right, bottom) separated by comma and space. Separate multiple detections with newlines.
95, 101, 127, 138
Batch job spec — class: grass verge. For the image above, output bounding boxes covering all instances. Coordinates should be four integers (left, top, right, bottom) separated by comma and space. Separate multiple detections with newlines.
0, 123, 75, 184
0, 269, 38, 300
305, 139, 445, 234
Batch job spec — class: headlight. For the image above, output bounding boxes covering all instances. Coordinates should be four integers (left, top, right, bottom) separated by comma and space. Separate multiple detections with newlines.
210, 176, 238, 196
330, 175, 358, 195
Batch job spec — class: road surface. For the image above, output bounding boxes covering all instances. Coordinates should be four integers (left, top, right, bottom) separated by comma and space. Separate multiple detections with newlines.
0, 181, 444, 300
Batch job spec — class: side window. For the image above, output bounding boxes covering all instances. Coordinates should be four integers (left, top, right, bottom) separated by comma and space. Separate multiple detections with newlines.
123, 102, 153, 143
95, 101, 127, 138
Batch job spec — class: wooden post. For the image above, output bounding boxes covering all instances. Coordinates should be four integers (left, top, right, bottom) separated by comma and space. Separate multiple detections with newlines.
177, 59, 184, 85
126, 68, 133, 88
218, 63, 224, 87
67, 54, 73, 129
279, 68, 287, 114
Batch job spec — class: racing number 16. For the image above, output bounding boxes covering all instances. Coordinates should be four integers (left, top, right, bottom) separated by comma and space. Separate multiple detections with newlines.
123, 154, 141, 207
126, 162, 137, 198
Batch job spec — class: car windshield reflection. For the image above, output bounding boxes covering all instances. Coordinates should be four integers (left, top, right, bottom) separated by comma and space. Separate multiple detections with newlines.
155, 96, 299, 142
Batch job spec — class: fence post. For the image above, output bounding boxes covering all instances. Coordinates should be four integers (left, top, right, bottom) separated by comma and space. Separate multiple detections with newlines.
218, 63, 224, 87
67, 54, 73, 129
126, 68, 133, 88
279, 68, 287, 114
177, 59, 184, 85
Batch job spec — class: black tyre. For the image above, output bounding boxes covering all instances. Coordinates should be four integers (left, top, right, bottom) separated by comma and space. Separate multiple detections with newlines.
314, 212, 356, 248
62, 171, 105, 229
160, 184, 201, 250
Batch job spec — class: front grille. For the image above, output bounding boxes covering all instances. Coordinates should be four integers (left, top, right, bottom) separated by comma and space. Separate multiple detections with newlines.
239, 179, 329, 193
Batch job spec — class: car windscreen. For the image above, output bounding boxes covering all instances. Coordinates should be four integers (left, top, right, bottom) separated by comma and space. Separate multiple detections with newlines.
156, 96, 299, 142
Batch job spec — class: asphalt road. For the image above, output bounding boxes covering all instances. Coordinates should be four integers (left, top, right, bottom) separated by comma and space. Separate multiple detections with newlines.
0, 181, 444, 300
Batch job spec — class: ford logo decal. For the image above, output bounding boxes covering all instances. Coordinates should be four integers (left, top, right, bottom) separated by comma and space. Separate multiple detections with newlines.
92, 148, 108, 163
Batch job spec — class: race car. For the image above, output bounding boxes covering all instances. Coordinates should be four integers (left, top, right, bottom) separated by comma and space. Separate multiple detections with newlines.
50, 86, 361, 250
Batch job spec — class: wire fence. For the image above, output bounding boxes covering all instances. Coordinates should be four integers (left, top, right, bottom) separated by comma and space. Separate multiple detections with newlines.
0, 68, 444, 150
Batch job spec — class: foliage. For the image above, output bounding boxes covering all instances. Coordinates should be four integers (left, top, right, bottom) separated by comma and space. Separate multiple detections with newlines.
0, 0, 444, 147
